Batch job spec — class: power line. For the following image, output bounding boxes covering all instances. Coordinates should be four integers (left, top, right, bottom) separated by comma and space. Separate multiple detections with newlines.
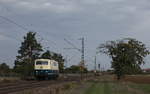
64, 38, 81, 52
64, 37, 85, 80
0, 15, 28, 41
0, 3, 29, 32
0, 6, 67, 54
0, 15, 61, 51
0, 32, 21, 42
35, 33, 59, 52
0, 15, 28, 31
0, 4, 69, 52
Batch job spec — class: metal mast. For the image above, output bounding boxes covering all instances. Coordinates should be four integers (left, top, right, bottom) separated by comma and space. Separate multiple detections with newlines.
64, 37, 85, 80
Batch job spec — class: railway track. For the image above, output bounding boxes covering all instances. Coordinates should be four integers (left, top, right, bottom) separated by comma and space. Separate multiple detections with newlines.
0, 80, 57, 94
0, 76, 81, 94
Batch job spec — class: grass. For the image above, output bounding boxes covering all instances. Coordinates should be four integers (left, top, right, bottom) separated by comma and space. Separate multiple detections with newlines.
128, 83, 150, 93
81, 75, 150, 94
64, 82, 91, 94
63, 83, 75, 90
83, 81, 132, 94
84, 82, 105, 94
9, 75, 150, 94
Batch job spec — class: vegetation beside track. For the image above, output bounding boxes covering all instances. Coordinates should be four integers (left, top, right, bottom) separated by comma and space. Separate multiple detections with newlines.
2, 75, 150, 94
128, 83, 150, 94
66, 75, 150, 94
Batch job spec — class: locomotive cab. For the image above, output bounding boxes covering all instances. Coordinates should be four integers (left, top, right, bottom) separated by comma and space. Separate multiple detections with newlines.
34, 59, 59, 80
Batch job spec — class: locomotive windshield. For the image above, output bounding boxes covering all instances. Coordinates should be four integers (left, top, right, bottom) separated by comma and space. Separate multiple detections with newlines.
36, 61, 48, 65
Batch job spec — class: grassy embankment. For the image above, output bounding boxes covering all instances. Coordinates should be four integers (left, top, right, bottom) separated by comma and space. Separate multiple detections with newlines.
128, 83, 150, 94
7, 75, 150, 94
69, 75, 150, 94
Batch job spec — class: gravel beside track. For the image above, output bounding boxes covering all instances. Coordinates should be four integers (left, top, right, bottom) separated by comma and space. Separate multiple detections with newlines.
0, 81, 57, 94
0, 75, 82, 94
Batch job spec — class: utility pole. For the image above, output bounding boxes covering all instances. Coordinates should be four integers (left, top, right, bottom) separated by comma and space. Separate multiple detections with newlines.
95, 51, 101, 76
64, 56, 68, 69
64, 56, 68, 77
94, 56, 97, 76
81, 37, 85, 64
80, 37, 85, 80
64, 37, 85, 80
98, 63, 101, 72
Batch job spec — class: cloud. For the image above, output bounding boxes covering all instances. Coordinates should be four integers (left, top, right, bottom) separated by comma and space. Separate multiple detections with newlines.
0, 0, 150, 69
0, 0, 82, 13
0, 34, 8, 40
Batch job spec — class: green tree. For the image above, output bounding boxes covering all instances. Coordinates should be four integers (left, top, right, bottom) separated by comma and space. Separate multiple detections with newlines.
0, 63, 10, 76
41, 50, 52, 59
98, 38, 149, 80
41, 50, 65, 73
14, 32, 43, 77
65, 65, 87, 73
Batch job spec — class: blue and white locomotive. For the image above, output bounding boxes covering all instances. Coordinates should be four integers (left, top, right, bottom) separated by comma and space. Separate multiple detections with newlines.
34, 59, 59, 80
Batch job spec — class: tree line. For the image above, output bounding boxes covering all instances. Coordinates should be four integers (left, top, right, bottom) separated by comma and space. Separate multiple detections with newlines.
0, 32, 149, 80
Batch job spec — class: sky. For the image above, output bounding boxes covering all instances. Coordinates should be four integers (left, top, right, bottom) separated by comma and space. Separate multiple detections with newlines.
0, 0, 150, 70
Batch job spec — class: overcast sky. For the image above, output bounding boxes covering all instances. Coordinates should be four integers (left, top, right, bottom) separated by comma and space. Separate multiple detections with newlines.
0, 0, 150, 70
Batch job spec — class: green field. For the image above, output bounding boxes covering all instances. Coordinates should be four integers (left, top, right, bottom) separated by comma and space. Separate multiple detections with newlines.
82, 78, 150, 94
128, 83, 150, 93
83, 81, 137, 94
68, 75, 150, 94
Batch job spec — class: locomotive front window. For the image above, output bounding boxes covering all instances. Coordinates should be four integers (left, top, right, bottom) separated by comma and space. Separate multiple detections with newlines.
36, 61, 48, 65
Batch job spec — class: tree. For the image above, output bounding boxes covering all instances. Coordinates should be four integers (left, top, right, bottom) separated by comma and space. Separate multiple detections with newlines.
14, 32, 43, 77
65, 65, 87, 73
41, 50, 65, 73
41, 50, 52, 59
98, 38, 149, 80
0, 63, 10, 76
68, 65, 81, 73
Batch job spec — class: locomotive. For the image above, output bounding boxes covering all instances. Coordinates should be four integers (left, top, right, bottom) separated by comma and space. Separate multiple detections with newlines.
34, 59, 59, 80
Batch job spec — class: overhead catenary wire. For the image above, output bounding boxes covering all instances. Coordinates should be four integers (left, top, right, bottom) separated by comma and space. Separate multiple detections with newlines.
0, 15, 29, 41
0, 14, 89, 64
0, 3, 83, 54
0, 4, 84, 57
0, 15, 28, 31
0, 15, 29, 42
0, 5, 69, 53
64, 38, 81, 52
0, 32, 22, 42
0, 15, 61, 52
